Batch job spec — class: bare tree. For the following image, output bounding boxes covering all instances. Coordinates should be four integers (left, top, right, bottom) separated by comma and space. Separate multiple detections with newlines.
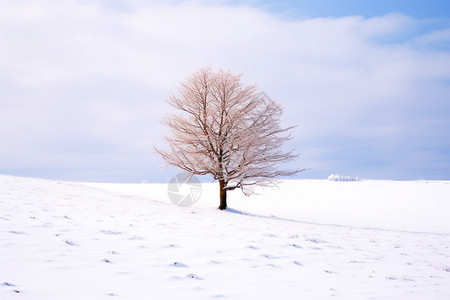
156, 68, 303, 210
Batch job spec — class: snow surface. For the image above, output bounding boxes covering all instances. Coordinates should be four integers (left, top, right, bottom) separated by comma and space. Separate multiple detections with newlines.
1, 175, 449, 299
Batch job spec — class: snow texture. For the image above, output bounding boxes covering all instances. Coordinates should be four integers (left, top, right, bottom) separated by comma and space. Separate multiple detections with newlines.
1, 175, 449, 299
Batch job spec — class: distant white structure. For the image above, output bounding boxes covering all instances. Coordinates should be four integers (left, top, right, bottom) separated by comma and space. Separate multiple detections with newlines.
328, 174, 359, 182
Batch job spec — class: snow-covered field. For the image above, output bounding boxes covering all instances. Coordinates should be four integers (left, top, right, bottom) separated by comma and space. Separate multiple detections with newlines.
1, 175, 449, 299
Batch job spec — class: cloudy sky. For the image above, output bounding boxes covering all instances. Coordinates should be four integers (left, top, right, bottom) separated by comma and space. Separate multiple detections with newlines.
1, 0, 449, 182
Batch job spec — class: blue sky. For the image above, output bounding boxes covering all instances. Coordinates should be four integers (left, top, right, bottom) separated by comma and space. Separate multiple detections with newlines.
1, 0, 449, 182
255, 0, 450, 19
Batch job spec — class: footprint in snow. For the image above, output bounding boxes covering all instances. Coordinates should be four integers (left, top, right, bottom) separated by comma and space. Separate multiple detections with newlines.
161, 244, 179, 249
64, 239, 79, 246
293, 261, 303, 266
401, 277, 415, 282
186, 273, 203, 280
103, 258, 112, 263
1, 282, 16, 287
172, 262, 189, 268
263, 233, 277, 238
305, 238, 326, 244
9, 231, 27, 235
290, 243, 303, 249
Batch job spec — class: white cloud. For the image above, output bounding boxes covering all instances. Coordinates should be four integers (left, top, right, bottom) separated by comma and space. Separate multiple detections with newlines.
412, 28, 450, 46
1, 0, 449, 181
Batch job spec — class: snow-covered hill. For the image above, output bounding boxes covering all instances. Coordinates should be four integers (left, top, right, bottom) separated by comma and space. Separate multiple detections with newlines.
1, 175, 449, 299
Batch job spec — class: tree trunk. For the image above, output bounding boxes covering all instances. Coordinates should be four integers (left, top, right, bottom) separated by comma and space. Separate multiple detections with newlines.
218, 180, 227, 210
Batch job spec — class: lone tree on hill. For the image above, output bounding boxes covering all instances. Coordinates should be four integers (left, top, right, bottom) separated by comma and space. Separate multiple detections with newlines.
156, 68, 303, 210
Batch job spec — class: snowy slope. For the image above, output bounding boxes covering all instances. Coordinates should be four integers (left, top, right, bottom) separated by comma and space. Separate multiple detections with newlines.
87, 179, 450, 234
1, 175, 449, 299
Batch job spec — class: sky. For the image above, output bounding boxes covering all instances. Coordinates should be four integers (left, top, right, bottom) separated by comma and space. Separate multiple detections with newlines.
1, 0, 449, 182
